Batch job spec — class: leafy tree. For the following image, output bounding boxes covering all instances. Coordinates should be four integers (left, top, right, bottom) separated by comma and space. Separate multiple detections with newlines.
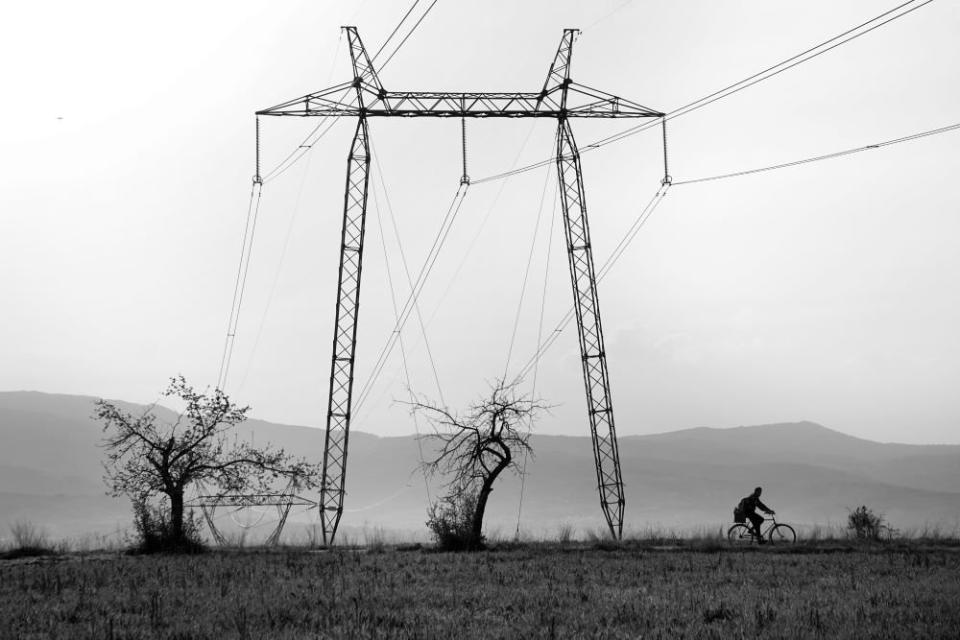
411, 379, 545, 550
95, 376, 320, 549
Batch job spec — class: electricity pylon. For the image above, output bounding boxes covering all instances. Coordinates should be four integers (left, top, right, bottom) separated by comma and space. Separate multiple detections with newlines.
257, 27, 664, 544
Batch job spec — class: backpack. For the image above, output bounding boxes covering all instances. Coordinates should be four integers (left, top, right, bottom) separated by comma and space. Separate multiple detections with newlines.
733, 498, 748, 523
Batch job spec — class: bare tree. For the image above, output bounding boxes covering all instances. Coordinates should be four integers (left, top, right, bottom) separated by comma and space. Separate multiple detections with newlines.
410, 378, 546, 549
95, 376, 319, 546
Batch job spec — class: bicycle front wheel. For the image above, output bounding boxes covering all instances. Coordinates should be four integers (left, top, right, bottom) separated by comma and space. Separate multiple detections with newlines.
767, 523, 796, 544
727, 524, 753, 545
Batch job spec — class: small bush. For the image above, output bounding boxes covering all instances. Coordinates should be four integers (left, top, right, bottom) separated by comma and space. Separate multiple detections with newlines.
2, 521, 56, 559
426, 490, 482, 551
848, 505, 884, 541
129, 498, 205, 554
363, 526, 388, 553
906, 522, 960, 543
585, 527, 616, 545
10, 521, 50, 549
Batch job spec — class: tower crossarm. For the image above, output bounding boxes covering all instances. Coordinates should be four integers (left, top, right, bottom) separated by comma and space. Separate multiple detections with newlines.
257, 26, 662, 120
258, 84, 663, 119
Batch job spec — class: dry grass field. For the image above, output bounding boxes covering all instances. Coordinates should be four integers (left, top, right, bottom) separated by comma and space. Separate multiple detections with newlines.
2, 543, 959, 639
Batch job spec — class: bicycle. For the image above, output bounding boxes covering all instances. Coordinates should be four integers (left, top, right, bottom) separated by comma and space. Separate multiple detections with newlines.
727, 516, 796, 545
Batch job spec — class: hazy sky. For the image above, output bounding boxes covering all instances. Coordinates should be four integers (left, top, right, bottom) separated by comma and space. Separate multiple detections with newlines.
2, 0, 958, 444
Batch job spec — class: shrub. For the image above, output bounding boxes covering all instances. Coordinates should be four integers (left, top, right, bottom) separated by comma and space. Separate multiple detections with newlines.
2, 521, 56, 559
426, 490, 482, 551
556, 523, 575, 544
847, 505, 884, 541
585, 527, 614, 545
363, 526, 388, 553
10, 521, 50, 549
129, 497, 205, 554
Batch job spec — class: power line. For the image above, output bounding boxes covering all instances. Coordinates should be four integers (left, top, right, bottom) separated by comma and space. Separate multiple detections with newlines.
503, 160, 555, 381
509, 120, 960, 377
217, 180, 264, 391
371, 143, 446, 406
514, 176, 559, 539
664, 0, 933, 123
223, 6, 444, 388
372, 0, 422, 62
377, 0, 440, 72
262, 106, 346, 184
370, 173, 433, 504
354, 183, 469, 414
261, 1, 440, 182
352, 121, 540, 421
515, 182, 671, 381
583, 0, 635, 33
673, 121, 960, 186
531, 183, 559, 398
260, 30, 348, 182
473, 0, 934, 185
422, 123, 540, 330
236, 148, 316, 393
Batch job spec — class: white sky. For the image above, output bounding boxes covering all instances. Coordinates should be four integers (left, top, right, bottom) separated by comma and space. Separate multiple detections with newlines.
2, 0, 958, 444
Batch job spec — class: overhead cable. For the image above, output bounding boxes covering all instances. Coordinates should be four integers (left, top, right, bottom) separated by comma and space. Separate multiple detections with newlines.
509, 119, 960, 377
372, 0, 422, 62
354, 182, 469, 414
262, 107, 345, 184
261, 0, 439, 182
377, 0, 440, 71
583, 0, 636, 33
217, 180, 264, 390
369, 176, 433, 503
226, 4, 443, 385
422, 123, 539, 330
473, 0, 934, 185
515, 182, 671, 381
503, 159, 556, 380
371, 144, 447, 406
236, 150, 316, 393
514, 177, 558, 538
672, 121, 960, 186
353, 121, 538, 418
595, 0, 935, 147
260, 31, 348, 182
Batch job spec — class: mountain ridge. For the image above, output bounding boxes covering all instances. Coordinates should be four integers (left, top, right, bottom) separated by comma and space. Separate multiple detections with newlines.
3, 391, 957, 448
1, 391, 957, 539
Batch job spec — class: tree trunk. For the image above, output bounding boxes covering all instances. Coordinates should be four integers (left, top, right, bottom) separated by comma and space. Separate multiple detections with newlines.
471, 457, 510, 548
170, 489, 185, 542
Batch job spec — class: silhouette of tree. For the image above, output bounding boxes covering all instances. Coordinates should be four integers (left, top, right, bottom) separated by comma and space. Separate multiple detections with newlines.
848, 505, 885, 541
95, 376, 319, 548
410, 378, 546, 549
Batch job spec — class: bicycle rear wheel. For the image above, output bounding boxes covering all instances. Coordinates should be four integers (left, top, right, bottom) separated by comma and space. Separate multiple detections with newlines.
767, 523, 796, 544
727, 524, 753, 545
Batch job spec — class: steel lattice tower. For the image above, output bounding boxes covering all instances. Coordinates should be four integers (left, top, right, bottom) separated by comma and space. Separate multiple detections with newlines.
257, 27, 664, 544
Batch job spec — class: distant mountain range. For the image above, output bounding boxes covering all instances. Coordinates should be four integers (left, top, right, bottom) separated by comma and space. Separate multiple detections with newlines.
1, 391, 958, 542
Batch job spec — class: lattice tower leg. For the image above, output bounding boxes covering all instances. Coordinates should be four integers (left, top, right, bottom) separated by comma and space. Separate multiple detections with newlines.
319, 117, 371, 546
265, 503, 294, 547
200, 505, 226, 547
555, 118, 625, 540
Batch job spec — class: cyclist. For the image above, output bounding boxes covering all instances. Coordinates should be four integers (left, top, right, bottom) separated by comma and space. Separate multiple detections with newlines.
736, 487, 775, 543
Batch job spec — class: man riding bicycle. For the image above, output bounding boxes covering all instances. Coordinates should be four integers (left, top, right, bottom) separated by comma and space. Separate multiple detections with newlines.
735, 487, 775, 543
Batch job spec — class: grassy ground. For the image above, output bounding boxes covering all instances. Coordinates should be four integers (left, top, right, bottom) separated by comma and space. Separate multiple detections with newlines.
2, 543, 959, 639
